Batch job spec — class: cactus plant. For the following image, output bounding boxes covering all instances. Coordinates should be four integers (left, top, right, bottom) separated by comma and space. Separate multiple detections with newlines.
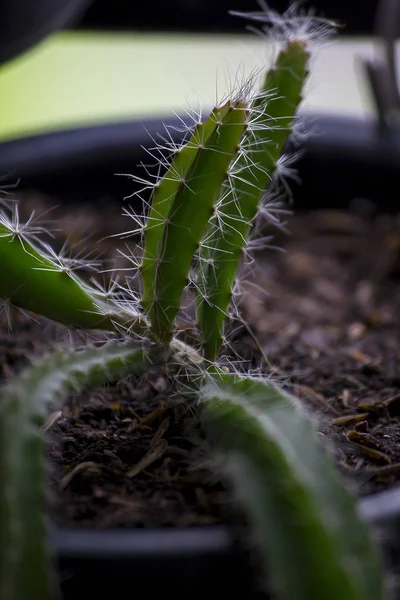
0, 4, 388, 600
0, 341, 166, 600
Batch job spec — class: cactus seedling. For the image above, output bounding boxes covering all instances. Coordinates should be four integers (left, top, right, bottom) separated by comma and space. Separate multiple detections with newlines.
0, 4, 387, 600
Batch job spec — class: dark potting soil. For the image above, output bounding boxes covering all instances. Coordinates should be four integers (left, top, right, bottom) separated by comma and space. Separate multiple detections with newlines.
1, 194, 400, 529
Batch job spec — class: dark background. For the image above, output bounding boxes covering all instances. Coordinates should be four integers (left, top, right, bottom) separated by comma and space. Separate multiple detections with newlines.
76, 0, 380, 35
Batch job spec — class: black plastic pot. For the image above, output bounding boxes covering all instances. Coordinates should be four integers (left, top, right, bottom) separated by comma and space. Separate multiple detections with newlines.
1, 114, 400, 209
1, 114, 400, 598
52, 488, 400, 600
0, 0, 92, 65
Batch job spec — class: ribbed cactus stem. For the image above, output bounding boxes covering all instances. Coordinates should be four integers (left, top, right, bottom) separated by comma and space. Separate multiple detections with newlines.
196, 39, 309, 360
201, 373, 386, 600
141, 102, 237, 312
142, 100, 248, 343
0, 217, 148, 336
0, 340, 166, 600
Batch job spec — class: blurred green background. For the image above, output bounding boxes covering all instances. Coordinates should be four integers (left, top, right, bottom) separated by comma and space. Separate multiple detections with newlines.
0, 31, 377, 141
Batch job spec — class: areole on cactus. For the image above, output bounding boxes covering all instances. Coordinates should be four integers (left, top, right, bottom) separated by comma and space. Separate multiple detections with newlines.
0, 4, 388, 600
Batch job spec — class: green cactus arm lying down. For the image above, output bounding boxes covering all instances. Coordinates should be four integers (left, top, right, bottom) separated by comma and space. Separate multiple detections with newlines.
143, 100, 248, 343
196, 39, 309, 361
201, 373, 386, 600
0, 215, 149, 335
0, 340, 166, 600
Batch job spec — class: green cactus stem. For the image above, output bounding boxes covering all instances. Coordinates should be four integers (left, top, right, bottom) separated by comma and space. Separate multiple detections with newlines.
141, 102, 236, 312
0, 215, 149, 335
0, 340, 166, 600
201, 373, 386, 600
197, 39, 309, 361
143, 100, 248, 343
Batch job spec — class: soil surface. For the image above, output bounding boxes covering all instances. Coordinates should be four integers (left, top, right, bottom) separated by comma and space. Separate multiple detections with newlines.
1, 194, 400, 528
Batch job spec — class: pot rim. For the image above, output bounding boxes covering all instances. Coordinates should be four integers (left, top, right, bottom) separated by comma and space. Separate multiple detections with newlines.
2, 112, 400, 212
50, 486, 400, 561
1, 112, 394, 178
